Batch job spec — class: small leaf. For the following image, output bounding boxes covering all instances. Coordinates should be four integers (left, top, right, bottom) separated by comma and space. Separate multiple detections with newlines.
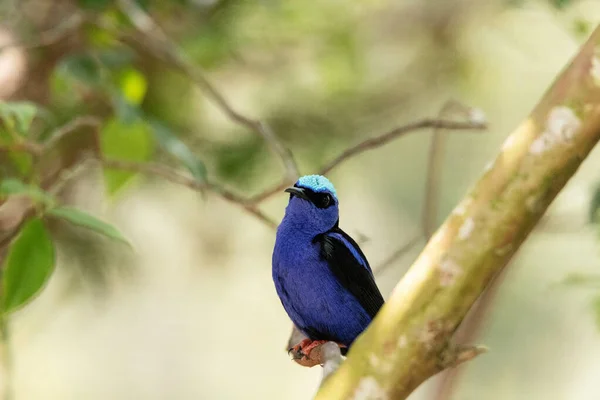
0, 101, 39, 135
117, 68, 147, 106
46, 206, 130, 245
149, 119, 207, 182
2, 218, 55, 313
7, 153, 33, 176
100, 117, 154, 194
0, 179, 55, 206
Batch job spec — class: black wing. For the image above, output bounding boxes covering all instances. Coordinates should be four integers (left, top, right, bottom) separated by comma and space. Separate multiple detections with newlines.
316, 224, 384, 319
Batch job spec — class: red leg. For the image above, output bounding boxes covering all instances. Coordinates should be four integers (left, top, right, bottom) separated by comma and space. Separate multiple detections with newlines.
288, 338, 312, 359
289, 339, 348, 360
300, 340, 328, 357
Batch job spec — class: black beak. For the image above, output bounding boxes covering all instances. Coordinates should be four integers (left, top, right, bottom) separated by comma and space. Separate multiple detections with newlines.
284, 187, 310, 201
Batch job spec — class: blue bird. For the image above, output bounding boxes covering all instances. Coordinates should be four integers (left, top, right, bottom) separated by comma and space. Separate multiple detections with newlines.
272, 174, 384, 359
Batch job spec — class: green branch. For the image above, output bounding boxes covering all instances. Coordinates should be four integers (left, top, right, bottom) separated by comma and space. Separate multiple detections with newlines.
315, 25, 600, 400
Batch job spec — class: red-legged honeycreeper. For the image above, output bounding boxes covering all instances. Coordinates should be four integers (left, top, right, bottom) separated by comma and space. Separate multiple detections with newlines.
272, 175, 384, 359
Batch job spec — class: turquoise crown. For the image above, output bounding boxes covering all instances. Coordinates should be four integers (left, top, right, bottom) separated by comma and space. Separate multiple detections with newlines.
297, 175, 337, 200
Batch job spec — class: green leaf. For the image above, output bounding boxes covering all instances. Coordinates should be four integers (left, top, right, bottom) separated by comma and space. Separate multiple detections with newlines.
2, 218, 55, 314
0, 179, 55, 206
0, 101, 39, 136
100, 117, 154, 194
117, 68, 147, 106
46, 206, 130, 245
7, 153, 33, 176
148, 119, 207, 182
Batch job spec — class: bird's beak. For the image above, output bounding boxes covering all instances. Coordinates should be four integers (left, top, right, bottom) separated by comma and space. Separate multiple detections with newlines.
284, 187, 310, 201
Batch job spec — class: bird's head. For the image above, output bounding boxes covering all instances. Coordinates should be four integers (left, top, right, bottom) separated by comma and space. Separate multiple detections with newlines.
282, 174, 339, 234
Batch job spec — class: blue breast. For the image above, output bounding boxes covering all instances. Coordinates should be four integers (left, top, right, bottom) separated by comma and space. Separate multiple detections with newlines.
272, 229, 372, 346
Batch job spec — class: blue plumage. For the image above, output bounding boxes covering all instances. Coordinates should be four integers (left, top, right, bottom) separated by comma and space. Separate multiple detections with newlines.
272, 175, 384, 357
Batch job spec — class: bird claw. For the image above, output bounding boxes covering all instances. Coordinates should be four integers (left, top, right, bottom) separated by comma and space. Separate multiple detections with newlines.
288, 339, 346, 361
288, 338, 314, 360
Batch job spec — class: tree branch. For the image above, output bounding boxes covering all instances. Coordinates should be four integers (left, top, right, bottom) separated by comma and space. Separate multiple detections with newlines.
0, 117, 279, 229
0, 12, 85, 53
374, 101, 487, 274
113, 0, 299, 182
42, 116, 101, 150
423, 101, 480, 239
315, 25, 600, 400
248, 118, 486, 204
319, 120, 486, 177
100, 158, 278, 229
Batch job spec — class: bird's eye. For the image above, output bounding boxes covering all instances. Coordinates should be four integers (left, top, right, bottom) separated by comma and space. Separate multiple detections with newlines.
321, 194, 332, 208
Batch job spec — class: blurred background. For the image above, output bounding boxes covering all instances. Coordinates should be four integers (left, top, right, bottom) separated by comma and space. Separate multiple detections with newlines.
1, 0, 600, 399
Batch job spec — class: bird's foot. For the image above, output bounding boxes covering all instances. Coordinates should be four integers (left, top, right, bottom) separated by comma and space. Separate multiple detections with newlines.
288, 339, 347, 360
299, 340, 329, 358
288, 338, 314, 360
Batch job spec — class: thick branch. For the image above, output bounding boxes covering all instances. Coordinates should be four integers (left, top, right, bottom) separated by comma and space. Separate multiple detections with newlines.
315, 25, 600, 400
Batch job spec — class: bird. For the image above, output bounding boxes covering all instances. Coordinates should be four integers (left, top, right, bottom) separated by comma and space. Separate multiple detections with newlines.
272, 174, 384, 360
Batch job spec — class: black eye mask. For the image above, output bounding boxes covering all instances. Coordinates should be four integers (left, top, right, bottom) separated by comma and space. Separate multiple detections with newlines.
292, 184, 335, 209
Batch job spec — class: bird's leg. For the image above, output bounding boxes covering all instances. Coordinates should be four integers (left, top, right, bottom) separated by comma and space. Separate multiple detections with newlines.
289, 339, 347, 360
288, 338, 313, 359
299, 340, 329, 358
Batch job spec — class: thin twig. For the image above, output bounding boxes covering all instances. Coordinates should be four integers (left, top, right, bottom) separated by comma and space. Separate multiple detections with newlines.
423, 121, 448, 239
439, 344, 488, 370
248, 178, 289, 204
0, 141, 42, 156
47, 156, 96, 196
373, 104, 487, 274
0, 12, 85, 53
2, 119, 278, 230
320, 342, 344, 381
249, 118, 486, 204
423, 101, 479, 239
114, 0, 299, 182
100, 158, 278, 229
319, 119, 485, 176
43, 116, 101, 151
